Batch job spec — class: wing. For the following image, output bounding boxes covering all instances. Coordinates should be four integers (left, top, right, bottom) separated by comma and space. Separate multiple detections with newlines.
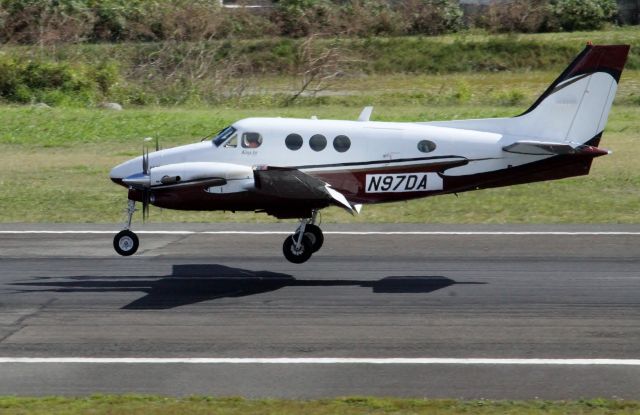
253, 167, 359, 215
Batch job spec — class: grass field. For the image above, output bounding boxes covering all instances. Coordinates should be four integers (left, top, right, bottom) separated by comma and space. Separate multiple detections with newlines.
0, 98, 638, 224
1, 396, 640, 415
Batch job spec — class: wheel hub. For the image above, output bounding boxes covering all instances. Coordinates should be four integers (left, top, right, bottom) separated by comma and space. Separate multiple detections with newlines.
119, 236, 133, 251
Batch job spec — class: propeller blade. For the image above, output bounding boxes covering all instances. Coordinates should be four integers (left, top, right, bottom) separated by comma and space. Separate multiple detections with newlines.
142, 189, 150, 222
142, 147, 149, 175
155, 135, 160, 152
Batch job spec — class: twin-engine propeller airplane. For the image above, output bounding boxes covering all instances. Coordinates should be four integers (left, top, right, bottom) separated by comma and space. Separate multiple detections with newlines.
110, 44, 630, 263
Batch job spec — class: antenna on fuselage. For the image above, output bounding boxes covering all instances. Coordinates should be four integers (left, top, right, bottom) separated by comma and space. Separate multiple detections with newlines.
358, 106, 374, 122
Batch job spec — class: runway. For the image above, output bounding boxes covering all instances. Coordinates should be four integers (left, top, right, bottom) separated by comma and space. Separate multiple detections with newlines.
1, 224, 639, 399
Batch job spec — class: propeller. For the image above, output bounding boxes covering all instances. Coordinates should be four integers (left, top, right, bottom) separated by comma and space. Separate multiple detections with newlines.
123, 136, 161, 222
141, 142, 151, 222
142, 136, 160, 221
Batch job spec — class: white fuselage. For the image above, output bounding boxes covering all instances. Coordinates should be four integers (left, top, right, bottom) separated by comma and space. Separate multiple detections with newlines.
111, 117, 543, 194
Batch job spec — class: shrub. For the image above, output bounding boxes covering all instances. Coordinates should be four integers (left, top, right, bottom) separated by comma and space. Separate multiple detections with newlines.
272, 0, 338, 37
340, 0, 405, 36
549, 0, 617, 31
0, 0, 94, 44
86, 0, 163, 42
476, 0, 551, 33
142, 1, 225, 41
400, 0, 464, 35
224, 7, 279, 39
0, 56, 121, 105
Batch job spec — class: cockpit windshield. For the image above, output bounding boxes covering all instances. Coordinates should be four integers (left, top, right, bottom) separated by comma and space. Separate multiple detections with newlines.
208, 126, 237, 147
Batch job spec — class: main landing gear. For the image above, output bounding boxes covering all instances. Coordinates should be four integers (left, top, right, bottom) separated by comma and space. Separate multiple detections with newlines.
282, 210, 324, 264
114, 200, 139, 256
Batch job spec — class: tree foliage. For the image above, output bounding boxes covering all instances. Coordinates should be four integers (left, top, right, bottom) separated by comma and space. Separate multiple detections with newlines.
550, 0, 618, 31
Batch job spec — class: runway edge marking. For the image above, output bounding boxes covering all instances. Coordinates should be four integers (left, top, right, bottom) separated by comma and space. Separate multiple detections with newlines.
1, 231, 640, 236
1, 358, 640, 365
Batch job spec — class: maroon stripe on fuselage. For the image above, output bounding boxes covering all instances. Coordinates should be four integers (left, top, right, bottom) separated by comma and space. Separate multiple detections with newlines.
312, 154, 598, 204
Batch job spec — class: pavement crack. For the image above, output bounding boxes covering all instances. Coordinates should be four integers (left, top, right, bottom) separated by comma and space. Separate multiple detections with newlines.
0, 298, 56, 344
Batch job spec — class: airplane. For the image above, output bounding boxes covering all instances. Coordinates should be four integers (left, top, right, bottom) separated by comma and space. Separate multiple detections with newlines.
109, 43, 630, 263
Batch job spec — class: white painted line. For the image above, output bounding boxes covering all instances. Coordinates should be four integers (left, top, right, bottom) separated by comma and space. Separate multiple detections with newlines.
1, 357, 640, 365
0, 231, 639, 236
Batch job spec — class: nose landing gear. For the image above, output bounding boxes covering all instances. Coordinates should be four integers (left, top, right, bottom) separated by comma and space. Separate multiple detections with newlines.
113, 199, 139, 256
282, 210, 324, 264
114, 229, 139, 256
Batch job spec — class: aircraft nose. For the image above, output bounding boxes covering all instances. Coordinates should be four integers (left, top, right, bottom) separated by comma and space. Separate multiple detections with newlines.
109, 158, 141, 183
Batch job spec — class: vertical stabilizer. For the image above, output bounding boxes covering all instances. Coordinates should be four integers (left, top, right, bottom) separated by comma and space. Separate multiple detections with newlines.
516, 44, 630, 144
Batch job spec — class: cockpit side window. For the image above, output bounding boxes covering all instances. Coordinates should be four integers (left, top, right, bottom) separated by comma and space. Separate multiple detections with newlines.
224, 133, 238, 148
212, 126, 237, 147
242, 132, 263, 149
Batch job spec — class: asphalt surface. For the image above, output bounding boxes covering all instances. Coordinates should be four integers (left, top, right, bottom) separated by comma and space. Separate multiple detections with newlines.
0, 224, 639, 399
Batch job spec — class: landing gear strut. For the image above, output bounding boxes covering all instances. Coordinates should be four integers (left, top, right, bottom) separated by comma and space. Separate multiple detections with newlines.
114, 199, 139, 256
283, 210, 324, 264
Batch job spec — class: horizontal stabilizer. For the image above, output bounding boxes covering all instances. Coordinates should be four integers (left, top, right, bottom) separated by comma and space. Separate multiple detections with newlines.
503, 141, 609, 157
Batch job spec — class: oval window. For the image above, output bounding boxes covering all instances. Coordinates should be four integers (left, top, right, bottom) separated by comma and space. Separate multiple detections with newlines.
285, 133, 303, 151
417, 140, 436, 153
309, 134, 327, 151
333, 135, 351, 153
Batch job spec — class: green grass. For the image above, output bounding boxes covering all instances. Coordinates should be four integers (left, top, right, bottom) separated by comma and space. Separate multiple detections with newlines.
2, 68, 639, 147
1, 396, 639, 415
0, 98, 638, 224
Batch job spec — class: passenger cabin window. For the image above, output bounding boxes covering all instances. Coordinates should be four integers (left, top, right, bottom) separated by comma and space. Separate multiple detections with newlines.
309, 134, 327, 151
285, 133, 303, 150
417, 140, 436, 153
242, 132, 263, 149
333, 135, 351, 153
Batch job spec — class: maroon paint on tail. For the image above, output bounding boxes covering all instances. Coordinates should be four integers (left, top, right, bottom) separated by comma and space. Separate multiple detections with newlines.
566, 45, 630, 82
569, 44, 630, 81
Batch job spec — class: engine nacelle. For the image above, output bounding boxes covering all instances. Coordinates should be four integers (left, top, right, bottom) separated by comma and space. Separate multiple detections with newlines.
149, 162, 253, 187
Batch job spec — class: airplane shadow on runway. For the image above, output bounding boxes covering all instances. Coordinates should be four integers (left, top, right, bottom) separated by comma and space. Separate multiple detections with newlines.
12, 264, 486, 310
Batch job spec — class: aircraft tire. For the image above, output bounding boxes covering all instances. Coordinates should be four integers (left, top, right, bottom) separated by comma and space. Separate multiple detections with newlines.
295, 224, 324, 253
283, 234, 313, 264
114, 230, 139, 256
